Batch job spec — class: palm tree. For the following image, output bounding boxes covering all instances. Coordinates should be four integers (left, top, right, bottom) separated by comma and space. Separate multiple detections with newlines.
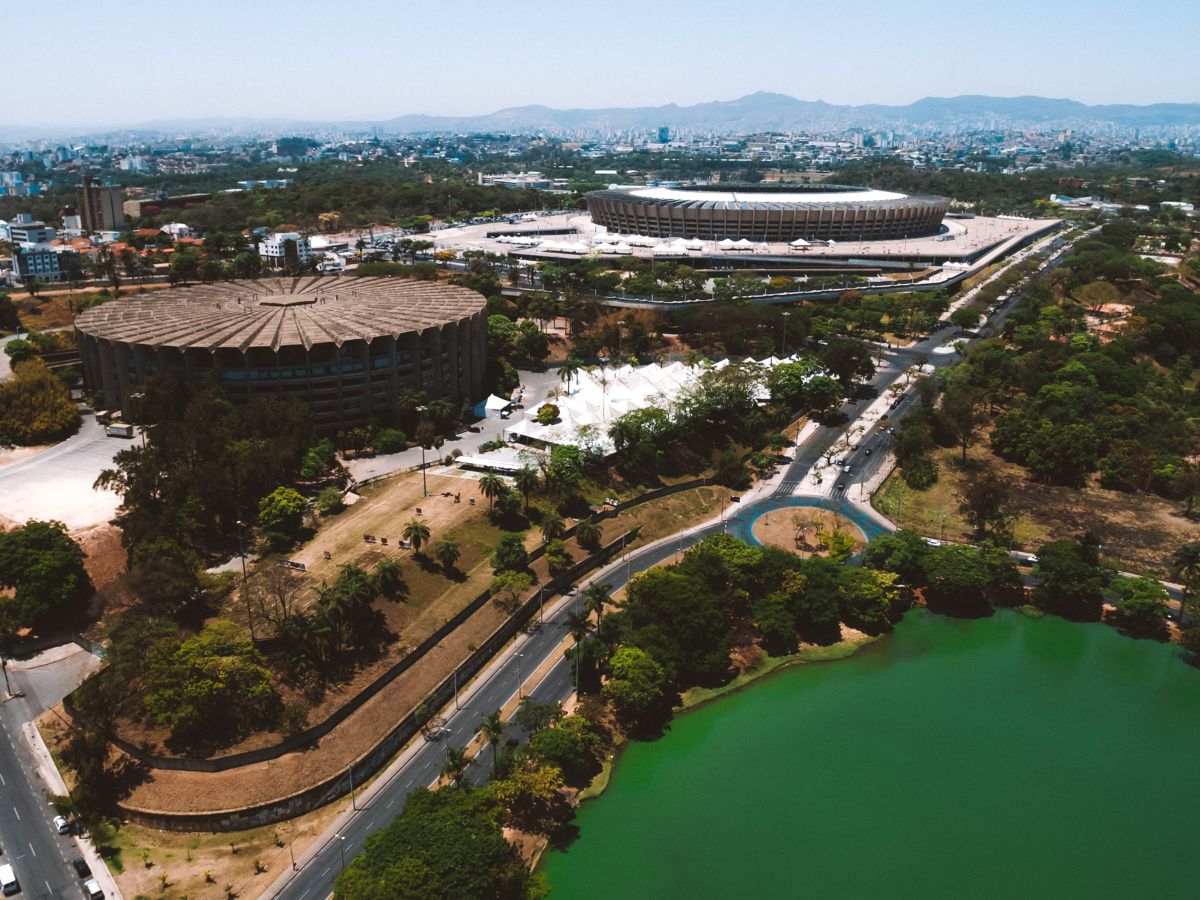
355, 237, 366, 260
557, 356, 584, 394
402, 518, 431, 555
480, 709, 505, 777
434, 538, 460, 574
373, 557, 405, 599
442, 745, 470, 788
540, 511, 565, 543
565, 610, 591, 691
513, 466, 539, 509
479, 472, 506, 512
1172, 541, 1200, 625
583, 582, 612, 624
575, 516, 603, 551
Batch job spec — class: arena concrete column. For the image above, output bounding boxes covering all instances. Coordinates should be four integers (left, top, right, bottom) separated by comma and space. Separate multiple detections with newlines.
429, 326, 444, 397
444, 322, 460, 403
403, 331, 421, 392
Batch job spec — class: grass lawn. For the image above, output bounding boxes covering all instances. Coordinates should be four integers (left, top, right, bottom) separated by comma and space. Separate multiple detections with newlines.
873, 442, 1199, 576
872, 446, 1049, 550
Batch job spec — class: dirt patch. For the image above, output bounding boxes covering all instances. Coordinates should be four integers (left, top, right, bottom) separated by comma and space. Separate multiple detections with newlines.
751, 507, 866, 557
874, 442, 1200, 576
74, 523, 127, 594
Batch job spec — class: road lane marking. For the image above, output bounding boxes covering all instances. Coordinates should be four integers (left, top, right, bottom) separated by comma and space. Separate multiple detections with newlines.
321, 866, 331, 877
11, 807, 17, 820
28, 841, 35, 856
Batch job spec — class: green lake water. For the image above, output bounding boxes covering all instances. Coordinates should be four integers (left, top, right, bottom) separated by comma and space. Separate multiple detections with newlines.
542, 610, 1200, 899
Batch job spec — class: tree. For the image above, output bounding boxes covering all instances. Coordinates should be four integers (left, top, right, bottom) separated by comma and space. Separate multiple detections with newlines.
372, 557, 406, 600
434, 538, 461, 575
441, 745, 471, 788
950, 307, 981, 330
527, 715, 600, 783
479, 473, 506, 511
957, 467, 1014, 540
602, 646, 667, 727
557, 356, 584, 393
0, 359, 80, 445
575, 517, 603, 551
837, 568, 899, 631
3, 338, 33, 364
862, 530, 929, 585
939, 384, 982, 464
1107, 575, 1169, 637
315, 486, 345, 516
1172, 541, 1200, 625
922, 544, 992, 612
333, 787, 529, 900
819, 338, 875, 386
536, 403, 560, 426
490, 532, 528, 573
1033, 539, 1107, 620
258, 486, 306, 539
480, 709, 505, 777
143, 620, 276, 746
402, 519, 431, 555
513, 466, 539, 508
0, 520, 95, 633
489, 760, 566, 834
540, 511, 565, 543
545, 444, 584, 495
619, 568, 730, 686
582, 582, 611, 623
488, 571, 531, 613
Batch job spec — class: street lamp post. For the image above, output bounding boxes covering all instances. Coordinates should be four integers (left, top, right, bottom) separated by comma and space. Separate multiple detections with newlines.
348, 764, 357, 811
781, 311, 791, 356
515, 653, 524, 700
236, 520, 254, 641
335, 834, 347, 872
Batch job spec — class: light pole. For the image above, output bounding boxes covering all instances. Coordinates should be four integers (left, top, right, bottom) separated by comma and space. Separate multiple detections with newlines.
236, 520, 254, 641
335, 834, 347, 872
1, 656, 10, 698
515, 652, 525, 699
781, 311, 791, 356
348, 764, 357, 811
453, 665, 460, 710
416, 405, 429, 497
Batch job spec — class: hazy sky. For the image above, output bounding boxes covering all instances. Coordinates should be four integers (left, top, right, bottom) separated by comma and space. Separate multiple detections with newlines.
13, 0, 1200, 126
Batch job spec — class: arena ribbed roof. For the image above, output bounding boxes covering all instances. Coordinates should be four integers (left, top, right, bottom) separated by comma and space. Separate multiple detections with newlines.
74, 276, 485, 353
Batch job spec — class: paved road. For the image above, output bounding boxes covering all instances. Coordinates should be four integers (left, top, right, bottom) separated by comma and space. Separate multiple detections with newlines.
0, 646, 106, 899
0, 414, 124, 530
268, 230, 1072, 900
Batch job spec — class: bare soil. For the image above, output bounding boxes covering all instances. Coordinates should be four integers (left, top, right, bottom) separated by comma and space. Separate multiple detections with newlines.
751, 507, 866, 557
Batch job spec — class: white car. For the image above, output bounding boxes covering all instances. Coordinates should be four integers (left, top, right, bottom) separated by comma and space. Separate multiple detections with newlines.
54, 814, 70, 834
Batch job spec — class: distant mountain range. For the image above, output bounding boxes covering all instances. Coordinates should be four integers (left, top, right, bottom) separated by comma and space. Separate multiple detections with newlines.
5, 93, 1200, 142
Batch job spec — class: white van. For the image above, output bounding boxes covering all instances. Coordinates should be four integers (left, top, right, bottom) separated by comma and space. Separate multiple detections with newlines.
83, 877, 104, 899
0, 863, 18, 895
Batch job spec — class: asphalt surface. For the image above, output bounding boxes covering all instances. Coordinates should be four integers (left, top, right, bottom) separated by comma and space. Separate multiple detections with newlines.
0, 648, 105, 899
269, 230, 1072, 900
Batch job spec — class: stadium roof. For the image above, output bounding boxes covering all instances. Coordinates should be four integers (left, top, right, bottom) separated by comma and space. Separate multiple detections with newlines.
630, 186, 906, 204
74, 276, 485, 353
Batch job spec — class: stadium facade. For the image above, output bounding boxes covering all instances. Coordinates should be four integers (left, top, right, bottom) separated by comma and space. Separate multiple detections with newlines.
585, 184, 949, 242
74, 277, 488, 430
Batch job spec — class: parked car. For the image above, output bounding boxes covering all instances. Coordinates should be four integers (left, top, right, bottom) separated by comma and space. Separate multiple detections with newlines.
83, 877, 104, 899
54, 815, 71, 834
72, 858, 91, 878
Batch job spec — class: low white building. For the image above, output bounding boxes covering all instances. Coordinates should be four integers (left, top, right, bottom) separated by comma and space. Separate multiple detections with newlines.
257, 232, 312, 269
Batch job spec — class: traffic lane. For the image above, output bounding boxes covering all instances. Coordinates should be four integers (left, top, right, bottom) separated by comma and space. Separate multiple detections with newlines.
0, 712, 78, 899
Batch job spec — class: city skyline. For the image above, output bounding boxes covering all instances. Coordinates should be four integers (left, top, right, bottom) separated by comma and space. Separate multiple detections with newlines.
8, 0, 1200, 128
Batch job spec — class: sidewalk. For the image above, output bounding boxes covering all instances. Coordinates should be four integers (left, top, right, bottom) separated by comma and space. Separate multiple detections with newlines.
22, 722, 124, 900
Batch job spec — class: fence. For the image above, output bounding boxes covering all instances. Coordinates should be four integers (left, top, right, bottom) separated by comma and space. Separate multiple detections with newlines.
62, 478, 713, 776
118, 527, 638, 831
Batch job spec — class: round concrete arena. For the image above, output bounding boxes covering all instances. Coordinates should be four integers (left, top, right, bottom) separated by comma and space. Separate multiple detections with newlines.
74, 276, 488, 430
585, 183, 949, 242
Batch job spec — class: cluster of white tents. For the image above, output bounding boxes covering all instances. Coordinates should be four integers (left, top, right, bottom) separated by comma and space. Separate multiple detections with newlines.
495, 231, 835, 256
504, 355, 821, 457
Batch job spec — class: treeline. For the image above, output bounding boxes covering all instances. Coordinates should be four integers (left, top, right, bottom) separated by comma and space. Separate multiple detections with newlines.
133, 179, 566, 233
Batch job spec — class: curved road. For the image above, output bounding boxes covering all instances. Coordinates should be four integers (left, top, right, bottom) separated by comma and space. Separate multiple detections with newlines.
267, 231, 1069, 900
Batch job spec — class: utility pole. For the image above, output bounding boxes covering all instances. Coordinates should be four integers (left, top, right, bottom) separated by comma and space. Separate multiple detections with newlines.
348, 765, 357, 811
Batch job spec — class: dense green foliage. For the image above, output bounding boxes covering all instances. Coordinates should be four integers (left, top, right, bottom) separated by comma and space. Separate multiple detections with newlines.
143, 620, 277, 746
0, 358, 80, 446
0, 520, 94, 636
334, 787, 532, 900
95, 370, 315, 557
